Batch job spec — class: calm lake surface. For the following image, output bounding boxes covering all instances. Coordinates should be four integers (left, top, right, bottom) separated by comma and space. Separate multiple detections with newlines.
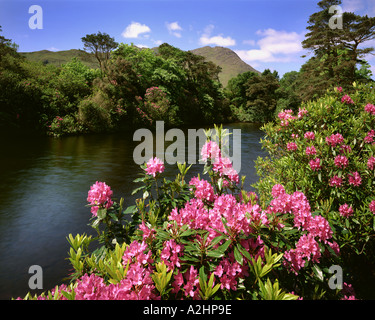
0, 123, 266, 299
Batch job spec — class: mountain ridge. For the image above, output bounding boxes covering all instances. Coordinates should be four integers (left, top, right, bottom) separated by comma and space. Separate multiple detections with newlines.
20, 45, 260, 87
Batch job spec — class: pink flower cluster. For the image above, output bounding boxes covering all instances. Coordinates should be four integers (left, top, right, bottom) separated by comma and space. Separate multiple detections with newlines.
87, 181, 113, 216
305, 146, 317, 157
368, 156, 375, 170
329, 175, 343, 188
339, 204, 354, 218
304, 131, 315, 140
287, 142, 298, 151
369, 200, 375, 214
278, 109, 296, 126
201, 141, 220, 162
309, 158, 322, 171
334, 155, 349, 169
341, 94, 354, 104
73, 241, 158, 300
145, 157, 165, 177
348, 171, 362, 186
364, 103, 375, 115
326, 133, 344, 147
189, 177, 215, 202
201, 141, 239, 185
364, 130, 375, 144
268, 185, 335, 274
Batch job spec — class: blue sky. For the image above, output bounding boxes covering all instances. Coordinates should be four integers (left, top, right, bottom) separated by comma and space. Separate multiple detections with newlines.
1, 0, 374, 77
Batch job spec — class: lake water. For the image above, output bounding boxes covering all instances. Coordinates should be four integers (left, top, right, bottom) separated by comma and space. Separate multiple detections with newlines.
0, 123, 266, 299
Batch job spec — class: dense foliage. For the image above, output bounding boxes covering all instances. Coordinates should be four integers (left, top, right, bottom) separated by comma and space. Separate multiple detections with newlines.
255, 83, 375, 298
18, 124, 367, 300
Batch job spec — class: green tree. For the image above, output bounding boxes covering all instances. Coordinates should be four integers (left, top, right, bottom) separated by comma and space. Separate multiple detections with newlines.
299, 0, 375, 100
81, 32, 118, 74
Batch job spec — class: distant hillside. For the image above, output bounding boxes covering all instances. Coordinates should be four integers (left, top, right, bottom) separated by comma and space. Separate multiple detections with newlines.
20, 49, 99, 69
190, 46, 260, 87
20, 45, 259, 87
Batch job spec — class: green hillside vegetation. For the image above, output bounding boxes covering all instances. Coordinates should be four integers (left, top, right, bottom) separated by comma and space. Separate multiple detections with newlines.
190, 46, 260, 87
21, 45, 258, 88
20, 49, 99, 69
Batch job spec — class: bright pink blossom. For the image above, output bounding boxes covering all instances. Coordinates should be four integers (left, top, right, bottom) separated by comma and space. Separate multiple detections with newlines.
341, 94, 354, 104
329, 175, 343, 188
367, 156, 375, 170
309, 158, 321, 171
201, 141, 221, 162
305, 146, 317, 157
145, 157, 165, 177
304, 131, 315, 140
326, 133, 344, 147
364, 103, 375, 115
369, 201, 375, 214
87, 181, 113, 216
348, 171, 362, 186
189, 177, 215, 202
287, 142, 298, 151
339, 204, 354, 218
334, 155, 349, 169
364, 130, 375, 144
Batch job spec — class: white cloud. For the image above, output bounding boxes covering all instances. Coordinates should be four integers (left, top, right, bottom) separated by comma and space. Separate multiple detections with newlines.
135, 44, 149, 49
235, 29, 304, 63
166, 21, 183, 38
154, 40, 163, 46
242, 39, 256, 46
122, 22, 151, 38
342, 0, 375, 15
47, 47, 59, 52
199, 24, 236, 47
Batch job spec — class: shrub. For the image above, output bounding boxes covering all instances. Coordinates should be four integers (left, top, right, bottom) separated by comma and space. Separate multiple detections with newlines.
254, 83, 375, 297
18, 126, 356, 300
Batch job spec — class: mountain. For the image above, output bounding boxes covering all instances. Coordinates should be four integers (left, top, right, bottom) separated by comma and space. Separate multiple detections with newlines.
20, 49, 99, 69
20, 45, 259, 87
190, 46, 260, 87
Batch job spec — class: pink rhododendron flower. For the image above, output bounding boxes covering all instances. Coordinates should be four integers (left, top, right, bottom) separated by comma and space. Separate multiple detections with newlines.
339, 204, 354, 218
201, 141, 221, 162
367, 156, 375, 170
309, 158, 321, 171
284, 234, 321, 275
305, 146, 317, 157
304, 131, 315, 140
334, 155, 349, 169
364, 103, 375, 115
336, 86, 343, 93
87, 181, 113, 216
212, 156, 239, 184
145, 157, 164, 177
348, 171, 362, 186
271, 184, 286, 198
326, 133, 344, 147
189, 177, 215, 202
369, 200, 375, 214
341, 94, 354, 104
298, 108, 308, 119
287, 142, 298, 151
329, 175, 343, 188
364, 130, 375, 144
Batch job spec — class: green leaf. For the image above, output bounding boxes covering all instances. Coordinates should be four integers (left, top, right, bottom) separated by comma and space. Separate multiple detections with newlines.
233, 245, 243, 265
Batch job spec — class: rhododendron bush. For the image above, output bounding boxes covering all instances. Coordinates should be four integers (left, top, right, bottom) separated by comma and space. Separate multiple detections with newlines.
18, 125, 359, 300
255, 83, 375, 298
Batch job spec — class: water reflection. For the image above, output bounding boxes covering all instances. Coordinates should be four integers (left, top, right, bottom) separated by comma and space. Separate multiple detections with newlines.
0, 123, 266, 299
